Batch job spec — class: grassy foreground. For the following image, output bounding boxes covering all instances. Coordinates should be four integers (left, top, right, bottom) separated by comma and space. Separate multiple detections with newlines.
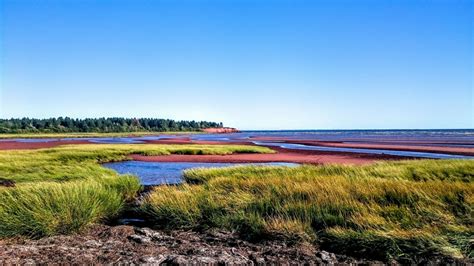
143, 160, 474, 262
0, 144, 273, 237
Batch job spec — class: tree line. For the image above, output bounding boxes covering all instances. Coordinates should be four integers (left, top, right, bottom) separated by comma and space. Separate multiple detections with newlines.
0, 117, 224, 133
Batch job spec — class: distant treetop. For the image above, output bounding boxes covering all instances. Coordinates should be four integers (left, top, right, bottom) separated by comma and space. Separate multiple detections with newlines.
0, 117, 224, 133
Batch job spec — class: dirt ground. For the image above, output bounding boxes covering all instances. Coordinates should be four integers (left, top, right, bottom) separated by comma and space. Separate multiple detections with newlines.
0, 225, 381, 264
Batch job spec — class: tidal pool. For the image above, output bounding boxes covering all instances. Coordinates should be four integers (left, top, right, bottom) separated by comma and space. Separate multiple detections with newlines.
253, 141, 474, 159
103, 161, 298, 185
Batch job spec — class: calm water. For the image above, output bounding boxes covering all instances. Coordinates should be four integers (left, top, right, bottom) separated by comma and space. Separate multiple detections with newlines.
4, 129, 474, 144
192, 129, 474, 143
3, 129, 474, 159
253, 142, 474, 159
103, 161, 298, 185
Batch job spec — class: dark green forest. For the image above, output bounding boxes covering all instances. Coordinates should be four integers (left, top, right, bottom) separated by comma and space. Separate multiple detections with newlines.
0, 117, 223, 133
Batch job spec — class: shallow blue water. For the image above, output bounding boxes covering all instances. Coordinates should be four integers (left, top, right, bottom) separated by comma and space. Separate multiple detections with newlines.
253, 141, 474, 159
5, 129, 473, 144
190, 129, 474, 143
103, 161, 299, 185
87, 137, 145, 144
3, 129, 473, 159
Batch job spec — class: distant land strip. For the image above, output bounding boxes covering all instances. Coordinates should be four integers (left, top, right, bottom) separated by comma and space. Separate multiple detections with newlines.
0, 117, 225, 134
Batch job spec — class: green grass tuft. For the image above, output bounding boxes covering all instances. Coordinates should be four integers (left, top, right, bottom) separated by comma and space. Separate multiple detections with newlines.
0, 179, 134, 238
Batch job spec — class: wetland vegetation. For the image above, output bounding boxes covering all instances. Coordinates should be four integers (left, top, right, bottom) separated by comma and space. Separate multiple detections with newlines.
143, 160, 474, 262
0, 143, 472, 262
0, 144, 272, 237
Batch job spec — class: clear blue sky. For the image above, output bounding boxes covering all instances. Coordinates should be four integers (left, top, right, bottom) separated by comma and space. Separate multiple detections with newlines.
0, 0, 472, 130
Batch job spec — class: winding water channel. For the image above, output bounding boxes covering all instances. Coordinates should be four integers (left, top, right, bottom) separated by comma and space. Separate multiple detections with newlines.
103, 161, 298, 185
252, 141, 474, 159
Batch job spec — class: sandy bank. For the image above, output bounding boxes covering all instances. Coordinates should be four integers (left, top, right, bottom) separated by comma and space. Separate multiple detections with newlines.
248, 137, 474, 156
131, 145, 404, 165
0, 140, 90, 150
0, 138, 415, 164
287, 140, 474, 156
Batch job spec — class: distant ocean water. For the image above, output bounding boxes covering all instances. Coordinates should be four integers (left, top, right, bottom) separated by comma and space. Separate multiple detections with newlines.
2, 129, 473, 159
2, 129, 473, 144
194, 129, 474, 144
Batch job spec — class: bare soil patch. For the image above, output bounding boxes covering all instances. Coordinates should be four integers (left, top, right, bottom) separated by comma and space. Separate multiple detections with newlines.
0, 225, 383, 264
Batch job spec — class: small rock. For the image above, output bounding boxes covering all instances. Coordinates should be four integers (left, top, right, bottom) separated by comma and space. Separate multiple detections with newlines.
128, 234, 151, 244
317, 250, 338, 263
84, 240, 102, 248
16, 245, 39, 253
140, 255, 166, 264
106, 225, 135, 238
197, 256, 218, 264
135, 227, 156, 237
151, 233, 174, 242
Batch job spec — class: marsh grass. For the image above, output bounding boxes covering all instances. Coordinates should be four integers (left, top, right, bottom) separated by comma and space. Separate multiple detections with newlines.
0, 144, 273, 183
0, 179, 130, 237
0, 144, 272, 237
143, 160, 474, 262
184, 159, 474, 183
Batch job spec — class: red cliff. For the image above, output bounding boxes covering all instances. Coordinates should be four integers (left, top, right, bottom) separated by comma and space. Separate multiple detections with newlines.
202, 127, 239, 133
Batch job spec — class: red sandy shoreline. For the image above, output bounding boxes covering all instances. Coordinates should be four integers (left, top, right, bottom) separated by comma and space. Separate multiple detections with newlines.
131, 153, 376, 165
0, 140, 90, 150
130, 146, 407, 165
1, 137, 470, 165
316, 142, 474, 156
249, 137, 474, 156
0, 139, 402, 164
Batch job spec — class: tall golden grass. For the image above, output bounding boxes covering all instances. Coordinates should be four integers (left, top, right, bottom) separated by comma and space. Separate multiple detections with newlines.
143, 161, 474, 262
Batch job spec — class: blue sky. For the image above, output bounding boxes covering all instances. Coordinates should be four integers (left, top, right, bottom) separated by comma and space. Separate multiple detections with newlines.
0, 0, 472, 130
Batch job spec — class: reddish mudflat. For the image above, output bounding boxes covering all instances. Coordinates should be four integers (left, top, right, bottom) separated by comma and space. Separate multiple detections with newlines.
0, 138, 397, 164
142, 138, 229, 145
310, 142, 474, 156
0, 140, 90, 150
250, 138, 474, 156
2, 136, 468, 165
131, 146, 404, 165
143, 139, 251, 146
